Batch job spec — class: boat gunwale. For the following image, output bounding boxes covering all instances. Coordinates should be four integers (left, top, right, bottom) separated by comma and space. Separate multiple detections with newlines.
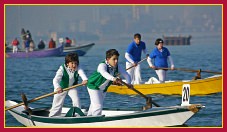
63, 43, 95, 50
7, 103, 192, 124
110, 76, 221, 88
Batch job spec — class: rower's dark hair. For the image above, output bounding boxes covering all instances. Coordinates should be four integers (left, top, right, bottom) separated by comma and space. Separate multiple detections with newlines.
106, 49, 120, 59
65, 52, 79, 66
155, 38, 164, 45
134, 33, 141, 39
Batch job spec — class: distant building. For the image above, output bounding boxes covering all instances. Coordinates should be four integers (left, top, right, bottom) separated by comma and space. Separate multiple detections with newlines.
163, 35, 192, 46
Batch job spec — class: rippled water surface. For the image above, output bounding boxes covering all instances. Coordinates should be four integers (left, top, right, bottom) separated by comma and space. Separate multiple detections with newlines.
5, 35, 222, 127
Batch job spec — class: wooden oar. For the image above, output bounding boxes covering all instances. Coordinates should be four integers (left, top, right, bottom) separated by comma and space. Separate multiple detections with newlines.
157, 67, 222, 74
5, 83, 84, 111
119, 80, 160, 109
126, 57, 147, 70
115, 57, 147, 78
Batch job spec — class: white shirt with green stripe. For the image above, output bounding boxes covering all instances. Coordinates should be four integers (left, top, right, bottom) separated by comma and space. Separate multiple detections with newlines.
87, 60, 131, 92
53, 64, 88, 90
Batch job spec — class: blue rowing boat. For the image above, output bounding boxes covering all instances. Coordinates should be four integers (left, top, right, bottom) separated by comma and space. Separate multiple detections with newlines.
6, 45, 63, 58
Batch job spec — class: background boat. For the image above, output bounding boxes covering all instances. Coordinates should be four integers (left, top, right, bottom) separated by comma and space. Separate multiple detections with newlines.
108, 75, 222, 95
163, 35, 192, 45
59, 43, 95, 56
6, 45, 63, 58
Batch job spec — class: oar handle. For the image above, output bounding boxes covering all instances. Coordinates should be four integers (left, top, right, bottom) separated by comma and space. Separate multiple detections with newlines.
5, 102, 25, 111
126, 57, 147, 71
157, 67, 222, 74
5, 83, 84, 111
200, 70, 222, 74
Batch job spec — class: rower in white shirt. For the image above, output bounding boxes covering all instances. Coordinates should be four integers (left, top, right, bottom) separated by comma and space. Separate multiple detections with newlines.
49, 53, 88, 117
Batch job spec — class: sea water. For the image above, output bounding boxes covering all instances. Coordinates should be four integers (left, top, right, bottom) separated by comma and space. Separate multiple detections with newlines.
5, 33, 222, 127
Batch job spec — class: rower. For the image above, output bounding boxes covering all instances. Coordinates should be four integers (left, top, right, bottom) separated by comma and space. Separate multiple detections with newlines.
192, 69, 201, 80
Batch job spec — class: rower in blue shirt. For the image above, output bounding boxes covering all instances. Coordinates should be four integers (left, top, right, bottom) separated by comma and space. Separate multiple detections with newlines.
125, 33, 148, 84
147, 38, 174, 83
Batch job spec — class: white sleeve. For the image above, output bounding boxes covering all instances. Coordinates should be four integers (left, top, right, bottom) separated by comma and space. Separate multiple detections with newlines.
118, 65, 131, 84
77, 66, 88, 81
97, 63, 115, 81
168, 56, 174, 68
147, 57, 153, 67
125, 52, 135, 64
53, 66, 63, 90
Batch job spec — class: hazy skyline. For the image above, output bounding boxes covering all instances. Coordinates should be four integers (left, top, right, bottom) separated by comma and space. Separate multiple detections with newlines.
5, 5, 222, 42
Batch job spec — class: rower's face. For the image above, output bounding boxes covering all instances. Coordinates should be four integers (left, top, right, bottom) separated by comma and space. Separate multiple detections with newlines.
157, 42, 163, 50
67, 61, 78, 71
134, 38, 141, 44
107, 55, 118, 67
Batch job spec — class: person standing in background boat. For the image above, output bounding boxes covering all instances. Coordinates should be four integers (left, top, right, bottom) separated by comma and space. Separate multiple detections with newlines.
65, 37, 72, 47
26, 30, 32, 41
11, 38, 19, 53
125, 33, 149, 84
21, 28, 27, 49
147, 38, 174, 83
38, 39, 45, 50
49, 53, 88, 117
29, 40, 35, 52
48, 38, 56, 48
25, 39, 30, 53
87, 49, 132, 116
71, 38, 76, 46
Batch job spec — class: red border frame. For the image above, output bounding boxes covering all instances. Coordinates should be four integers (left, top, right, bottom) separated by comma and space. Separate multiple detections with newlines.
1, 0, 225, 131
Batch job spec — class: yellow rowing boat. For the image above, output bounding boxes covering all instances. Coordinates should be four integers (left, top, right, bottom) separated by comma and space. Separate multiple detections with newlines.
107, 75, 222, 95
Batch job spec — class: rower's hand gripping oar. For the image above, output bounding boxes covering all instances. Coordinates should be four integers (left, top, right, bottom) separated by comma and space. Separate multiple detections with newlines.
5, 83, 84, 111
118, 79, 160, 110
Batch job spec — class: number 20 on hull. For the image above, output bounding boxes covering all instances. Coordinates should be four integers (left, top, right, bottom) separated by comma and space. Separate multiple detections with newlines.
181, 84, 190, 106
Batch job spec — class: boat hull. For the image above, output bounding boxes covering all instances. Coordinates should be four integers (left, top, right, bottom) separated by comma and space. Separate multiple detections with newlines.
60, 43, 95, 56
5, 100, 202, 127
108, 75, 222, 95
6, 45, 63, 58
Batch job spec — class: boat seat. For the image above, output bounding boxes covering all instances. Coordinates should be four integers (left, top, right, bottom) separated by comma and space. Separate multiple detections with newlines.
22, 107, 50, 117
65, 107, 85, 117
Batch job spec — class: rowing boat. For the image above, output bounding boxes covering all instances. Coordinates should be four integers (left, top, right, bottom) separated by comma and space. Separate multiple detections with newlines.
6, 45, 63, 58
5, 84, 204, 127
108, 75, 222, 95
5, 101, 203, 127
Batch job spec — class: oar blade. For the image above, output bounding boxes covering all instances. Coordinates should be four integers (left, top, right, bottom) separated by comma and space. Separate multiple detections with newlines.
21, 93, 33, 115
142, 97, 152, 110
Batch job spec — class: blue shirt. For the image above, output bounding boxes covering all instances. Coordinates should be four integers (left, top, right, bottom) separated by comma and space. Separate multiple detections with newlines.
126, 41, 146, 63
149, 47, 170, 68
25, 40, 30, 48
